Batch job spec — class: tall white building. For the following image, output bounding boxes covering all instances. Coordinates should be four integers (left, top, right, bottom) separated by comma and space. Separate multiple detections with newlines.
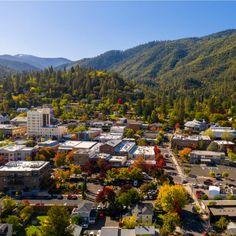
27, 108, 67, 139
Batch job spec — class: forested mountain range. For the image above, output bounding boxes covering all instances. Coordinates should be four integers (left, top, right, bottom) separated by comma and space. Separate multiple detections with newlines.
0, 29, 235, 126
69, 29, 236, 86
0, 54, 71, 72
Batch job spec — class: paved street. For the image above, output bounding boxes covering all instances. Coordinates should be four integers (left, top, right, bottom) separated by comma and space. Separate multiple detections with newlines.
161, 146, 208, 235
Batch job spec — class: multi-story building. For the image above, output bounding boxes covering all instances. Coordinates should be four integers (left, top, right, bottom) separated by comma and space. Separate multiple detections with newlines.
0, 124, 26, 137
210, 126, 236, 139
58, 141, 101, 165
99, 140, 122, 155
0, 144, 36, 162
171, 134, 211, 150
0, 161, 50, 191
189, 150, 226, 165
27, 108, 67, 139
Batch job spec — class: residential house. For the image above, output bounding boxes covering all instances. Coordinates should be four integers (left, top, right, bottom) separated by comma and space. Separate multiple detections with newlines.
135, 226, 155, 236
100, 227, 156, 236
184, 119, 208, 132
0, 223, 12, 236
227, 222, 236, 236
0, 114, 10, 124
131, 203, 154, 225
71, 202, 96, 225
100, 227, 120, 236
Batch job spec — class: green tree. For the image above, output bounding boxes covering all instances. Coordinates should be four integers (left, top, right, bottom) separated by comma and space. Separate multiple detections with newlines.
71, 215, 81, 225
203, 129, 215, 140
2, 196, 16, 214
161, 212, 180, 234
215, 216, 228, 231
227, 149, 236, 161
209, 171, 216, 178
6, 215, 22, 235
207, 142, 219, 152
221, 131, 234, 141
41, 206, 72, 236
124, 128, 135, 138
19, 205, 34, 223
118, 188, 140, 207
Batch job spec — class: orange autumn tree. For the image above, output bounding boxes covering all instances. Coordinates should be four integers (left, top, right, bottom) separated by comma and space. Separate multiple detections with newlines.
179, 148, 192, 157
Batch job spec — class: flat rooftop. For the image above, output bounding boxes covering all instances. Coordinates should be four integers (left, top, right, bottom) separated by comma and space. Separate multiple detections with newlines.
0, 144, 35, 152
190, 150, 225, 157
172, 134, 211, 141
0, 124, 19, 129
131, 146, 155, 155
0, 161, 48, 172
115, 141, 136, 153
59, 141, 97, 149
109, 156, 127, 162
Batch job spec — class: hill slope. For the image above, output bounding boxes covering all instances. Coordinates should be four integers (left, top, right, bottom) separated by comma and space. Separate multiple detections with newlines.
0, 54, 71, 71
71, 29, 236, 87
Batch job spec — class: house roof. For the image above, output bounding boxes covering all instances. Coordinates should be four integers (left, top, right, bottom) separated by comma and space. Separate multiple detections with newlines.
132, 203, 153, 215
105, 140, 122, 147
120, 229, 135, 236
76, 202, 94, 217
135, 226, 155, 235
100, 227, 119, 236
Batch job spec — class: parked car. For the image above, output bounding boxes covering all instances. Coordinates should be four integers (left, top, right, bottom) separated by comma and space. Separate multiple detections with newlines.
196, 190, 205, 199
67, 194, 77, 200
215, 173, 222, 180
57, 195, 63, 200
204, 179, 213, 185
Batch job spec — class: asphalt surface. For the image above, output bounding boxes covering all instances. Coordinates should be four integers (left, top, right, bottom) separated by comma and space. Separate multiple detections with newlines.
161, 146, 208, 235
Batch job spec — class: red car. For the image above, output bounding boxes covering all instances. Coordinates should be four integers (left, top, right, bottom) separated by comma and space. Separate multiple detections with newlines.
196, 190, 205, 199
67, 194, 78, 200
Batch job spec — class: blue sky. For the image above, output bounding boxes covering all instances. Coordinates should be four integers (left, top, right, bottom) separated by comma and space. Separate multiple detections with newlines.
0, 1, 235, 60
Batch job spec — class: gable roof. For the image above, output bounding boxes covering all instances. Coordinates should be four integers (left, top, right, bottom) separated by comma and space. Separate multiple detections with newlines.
132, 203, 154, 216
135, 226, 155, 235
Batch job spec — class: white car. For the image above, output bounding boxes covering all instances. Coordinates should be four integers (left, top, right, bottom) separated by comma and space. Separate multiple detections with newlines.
96, 189, 102, 194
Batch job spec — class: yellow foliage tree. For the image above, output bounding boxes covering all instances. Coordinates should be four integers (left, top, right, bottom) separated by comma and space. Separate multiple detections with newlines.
122, 215, 137, 229
156, 185, 188, 213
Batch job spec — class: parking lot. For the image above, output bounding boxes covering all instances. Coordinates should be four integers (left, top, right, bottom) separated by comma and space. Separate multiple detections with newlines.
189, 165, 236, 184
